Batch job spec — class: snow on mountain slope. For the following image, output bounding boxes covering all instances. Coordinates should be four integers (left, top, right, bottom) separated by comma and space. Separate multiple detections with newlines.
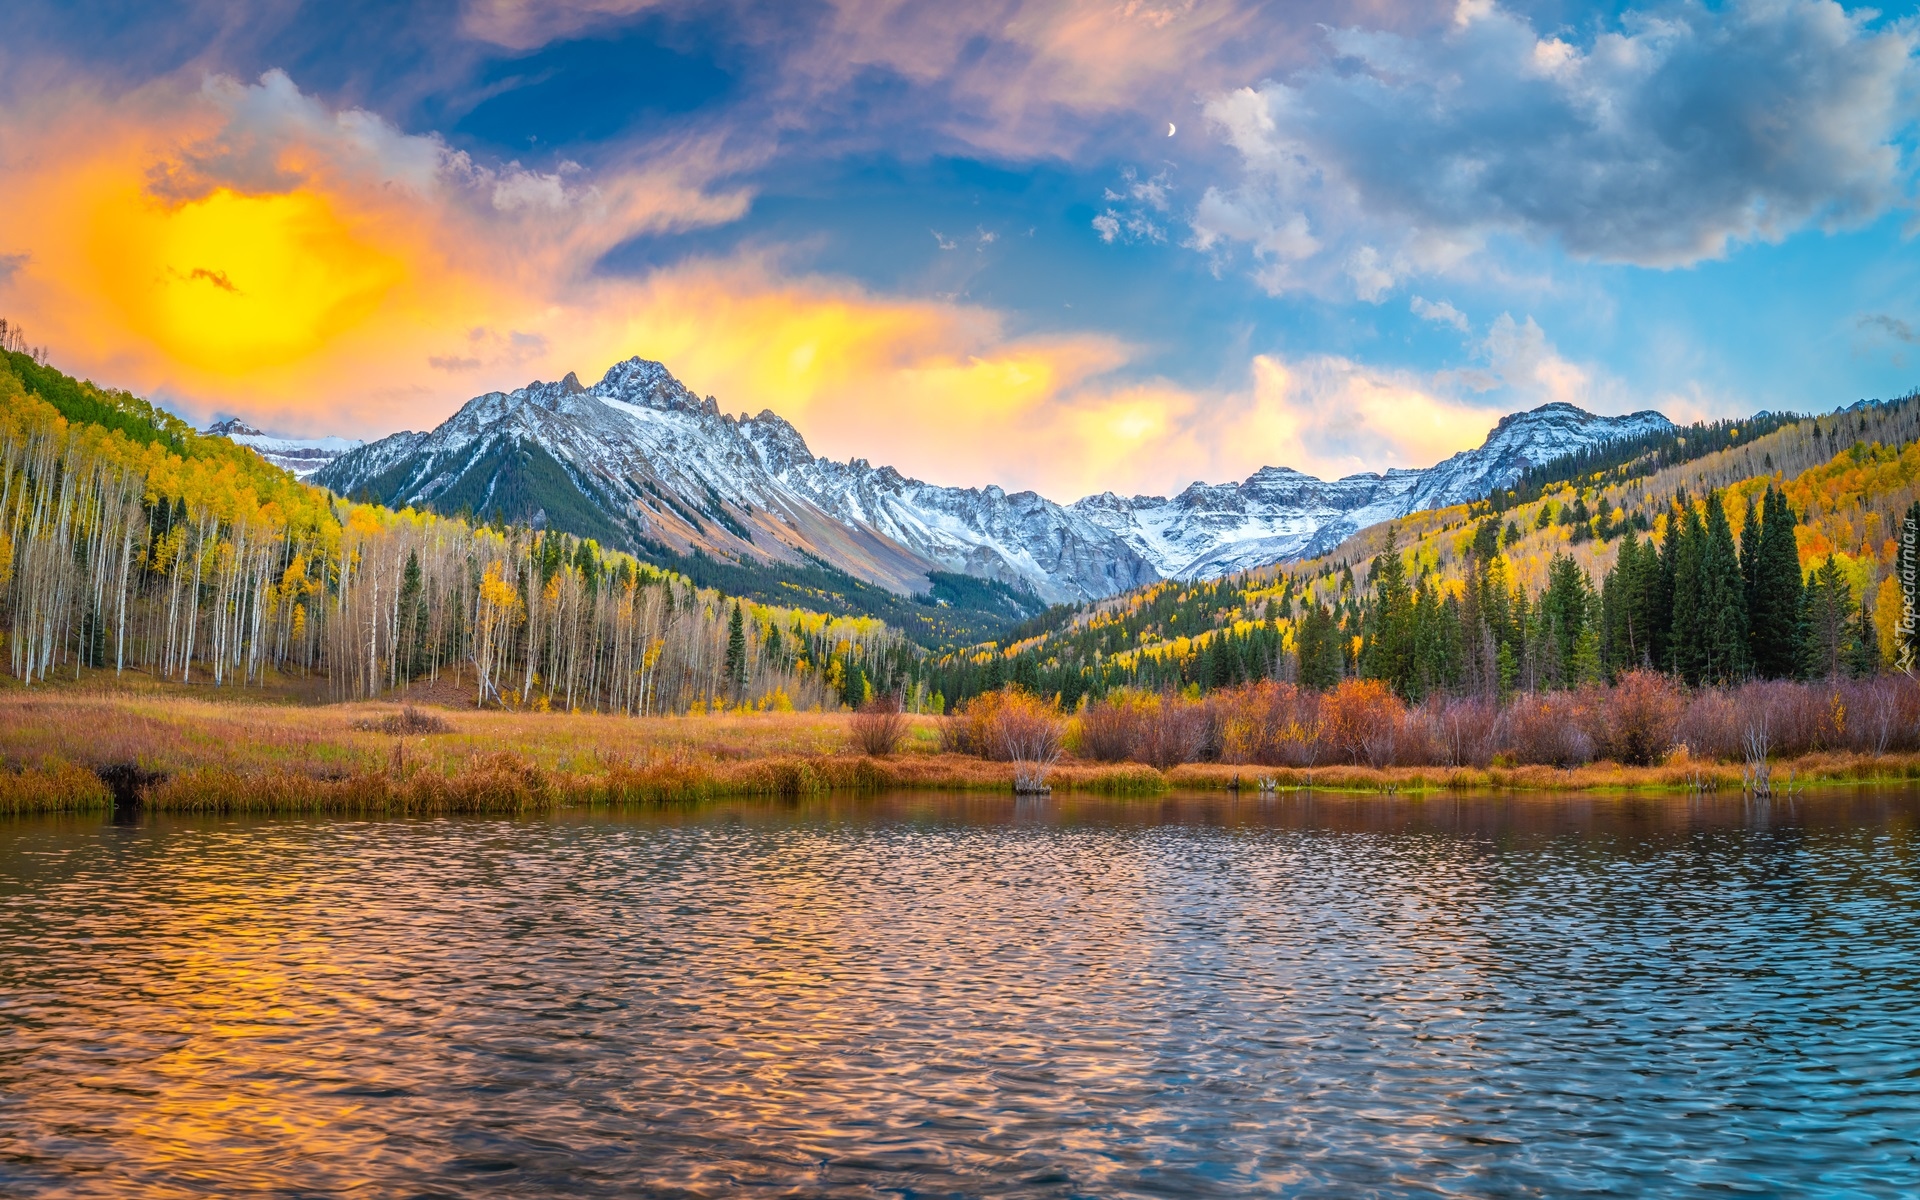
202, 418, 362, 478
315, 358, 1673, 602
1079, 402, 1675, 580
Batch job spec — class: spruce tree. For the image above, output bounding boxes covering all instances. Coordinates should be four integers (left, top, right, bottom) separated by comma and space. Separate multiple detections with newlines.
1800, 556, 1853, 680
1739, 493, 1761, 624
1751, 486, 1804, 678
724, 602, 748, 702
1697, 491, 1749, 684
1666, 496, 1705, 682
1361, 527, 1415, 696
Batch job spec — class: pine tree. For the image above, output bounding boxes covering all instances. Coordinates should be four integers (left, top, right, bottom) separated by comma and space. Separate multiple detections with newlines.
1750, 486, 1804, 678
1540, 553, 1590, 687
1697, 491, 1749, 684
1739, 493, 1762, 622
1800, 556, 1853, 680
1296, 603, 1344, 690
1361, 527, 1415, 696
1666, 496, 1705, 682
399, 549, 426, 680
724, 602, 748, 702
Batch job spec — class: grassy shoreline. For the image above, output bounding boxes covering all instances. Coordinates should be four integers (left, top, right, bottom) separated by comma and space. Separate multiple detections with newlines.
2, 688, 1918, 816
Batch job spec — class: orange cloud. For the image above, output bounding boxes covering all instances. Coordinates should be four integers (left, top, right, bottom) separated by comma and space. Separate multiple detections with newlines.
0, 64, 1512, 503
0, 68, 750, 433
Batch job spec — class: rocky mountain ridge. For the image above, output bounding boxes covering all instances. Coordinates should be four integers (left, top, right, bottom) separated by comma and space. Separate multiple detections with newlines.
203, 417, 363, 479
315, 358, 1674, 602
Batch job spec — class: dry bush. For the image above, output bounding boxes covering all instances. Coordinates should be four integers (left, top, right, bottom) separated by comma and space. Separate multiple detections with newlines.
947, 688, 1063, 763
1212, 681, 1306, 765
352, 705, 452, 735
996, 699, 1065, 793
1422, 696, 1502, 767
1742, 681, 1839, 757
1079, 692, 1147, 762
1506, 691, 1594, 767
848, 694, 908, 757
1320, 679, 1407, 765
1134, 692, 1210, 768
1676, 688, 1742, 761
1596, 671, 1683, 766
1829, 676, 1920, 755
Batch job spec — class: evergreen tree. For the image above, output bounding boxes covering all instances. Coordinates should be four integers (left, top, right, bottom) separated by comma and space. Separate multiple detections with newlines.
841, 655, 869, 709
1739, 493, 1762, 621
1540, 554, 1591, 687
1697, 491, 1749, 683
1361, 528, 1416, 697
1296, 603, 1344, 690
1471, 517, 1502, 559
1666, 496, 1705, 682
1850, 590, 1880, 678
724, 602, 748, 702
1750, 486, 1804, 678
398, 548, 427, 679
1600, 523, 1658, 672
1799, 556, 1854, 680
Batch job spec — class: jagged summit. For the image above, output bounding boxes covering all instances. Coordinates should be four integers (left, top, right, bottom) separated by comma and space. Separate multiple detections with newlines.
202, 417, 363, 479
315, 358, 1674, 602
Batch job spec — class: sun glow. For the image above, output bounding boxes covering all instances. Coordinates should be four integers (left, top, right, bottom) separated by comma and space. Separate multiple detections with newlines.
88, 185, 406, 375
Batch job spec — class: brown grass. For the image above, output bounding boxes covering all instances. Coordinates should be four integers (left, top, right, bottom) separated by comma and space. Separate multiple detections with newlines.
2, 687, 1918, 815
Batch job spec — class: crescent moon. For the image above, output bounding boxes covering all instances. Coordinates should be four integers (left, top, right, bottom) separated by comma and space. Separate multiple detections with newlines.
1167, 123, 1176, 137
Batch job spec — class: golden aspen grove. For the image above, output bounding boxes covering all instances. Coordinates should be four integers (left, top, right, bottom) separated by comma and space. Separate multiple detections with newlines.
0, 347, 906, 715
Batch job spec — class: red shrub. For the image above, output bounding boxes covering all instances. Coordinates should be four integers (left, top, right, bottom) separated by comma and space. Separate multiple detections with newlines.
849, 694, 908, 757
1078, 694, 1145, 762
1506, 691, 1594, 767
1321, 679, 1408, 766
1135, 692, 1210, 768
1422, 696, 1502, 767
1597, 671, 1682, 766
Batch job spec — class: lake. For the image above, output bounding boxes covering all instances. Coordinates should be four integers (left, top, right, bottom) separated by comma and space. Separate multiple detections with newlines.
2, 790, 1918, 1197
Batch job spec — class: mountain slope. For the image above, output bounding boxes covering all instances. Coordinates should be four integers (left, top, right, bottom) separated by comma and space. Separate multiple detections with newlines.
316, 358, 1673, 604
203, 418, 362, 478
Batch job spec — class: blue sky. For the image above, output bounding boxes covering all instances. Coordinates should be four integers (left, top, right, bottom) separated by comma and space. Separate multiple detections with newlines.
1, 0, 1917, 499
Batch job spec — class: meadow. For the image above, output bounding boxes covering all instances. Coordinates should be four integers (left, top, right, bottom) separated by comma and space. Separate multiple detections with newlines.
7, 673, 1920, 816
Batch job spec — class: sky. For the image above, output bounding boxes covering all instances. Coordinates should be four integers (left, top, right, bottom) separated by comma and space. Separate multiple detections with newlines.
1, 0, 1917, 502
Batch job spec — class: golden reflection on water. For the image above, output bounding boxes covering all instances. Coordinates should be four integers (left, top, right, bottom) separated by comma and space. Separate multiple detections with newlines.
2, 790, 1919, 1197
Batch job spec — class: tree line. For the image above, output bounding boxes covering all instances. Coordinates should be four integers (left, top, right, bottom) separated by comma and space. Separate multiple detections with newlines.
925, 484, 1911, 710
0, 353, 913, 713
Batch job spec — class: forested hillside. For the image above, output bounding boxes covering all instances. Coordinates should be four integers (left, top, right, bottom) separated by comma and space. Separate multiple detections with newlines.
925, 394, 1920, 708
0, 345, 926, 714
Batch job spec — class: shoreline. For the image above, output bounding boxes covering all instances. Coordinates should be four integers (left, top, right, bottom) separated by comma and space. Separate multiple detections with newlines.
3, 689, 1918, 816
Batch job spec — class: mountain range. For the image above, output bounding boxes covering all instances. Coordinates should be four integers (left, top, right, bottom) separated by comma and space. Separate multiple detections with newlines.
202, 418, 362, 478
310, 358, 1674, 603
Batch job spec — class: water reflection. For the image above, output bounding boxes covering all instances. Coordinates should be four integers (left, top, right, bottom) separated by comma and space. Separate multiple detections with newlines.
1, 790, 1917, 1197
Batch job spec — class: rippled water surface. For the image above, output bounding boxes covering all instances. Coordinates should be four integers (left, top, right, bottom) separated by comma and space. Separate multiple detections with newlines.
4, 791, 1920, 1197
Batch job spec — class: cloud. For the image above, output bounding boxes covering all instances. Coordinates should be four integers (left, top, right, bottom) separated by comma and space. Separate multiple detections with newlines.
461, 0, 1348, 159
0, 253, 26, 284
1861, 313, 1919, 344
1410, 296, 1469, 332
1196, 0, 1919, 294
0, 68, 753, 433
